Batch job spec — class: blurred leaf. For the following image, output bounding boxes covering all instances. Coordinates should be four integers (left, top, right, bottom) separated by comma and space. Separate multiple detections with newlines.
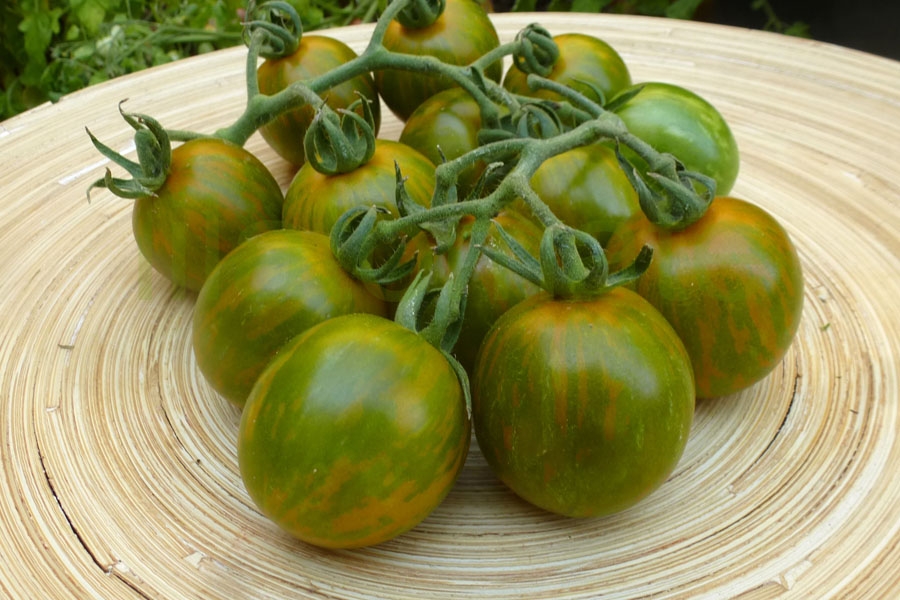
572, 0, 614, 13
19, 7, 63, 63
512, 0, 539, 11
665, 0, 704, 19
69, 0, 120, 35
783, 21, 811, 38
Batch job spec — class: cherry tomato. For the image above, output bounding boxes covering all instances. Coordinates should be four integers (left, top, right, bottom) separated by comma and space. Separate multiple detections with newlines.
238, 313, 470, 548
192, 229, 388, 407
374, 0, 502, 121
610, 82, 740, 196
604, 196, 804, 398
472, 287, 695, 517
529, 142, 640, 246
132, 138, 283, 292
502, 32, 632, 107
399, 87, 487, 198
282, 139, 435, 236
257, 34, 381, 167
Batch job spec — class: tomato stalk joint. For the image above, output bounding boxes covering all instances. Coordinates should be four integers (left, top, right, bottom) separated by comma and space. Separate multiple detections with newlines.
86, 102, 171, 201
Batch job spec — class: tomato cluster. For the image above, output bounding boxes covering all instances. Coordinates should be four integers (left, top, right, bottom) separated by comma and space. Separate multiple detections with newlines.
88, 0, 803, 549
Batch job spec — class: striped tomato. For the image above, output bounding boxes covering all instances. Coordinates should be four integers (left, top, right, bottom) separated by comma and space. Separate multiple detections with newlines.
472, 288, 695, 518
399, 87, 488, 199
282, 139, 435, 236
604, 196, 804, 398
238, 313, 470, 548
257, 34, 381, 167
192, 229, 388, 408
132, 138, 283, 292
529, 143, 640, 246
374, 0, 502, 121
502, 32, 631, 108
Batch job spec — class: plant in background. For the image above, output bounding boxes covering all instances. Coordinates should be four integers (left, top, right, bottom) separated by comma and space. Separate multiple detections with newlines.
0, 0, 384, 121
752, 0, 810, 37
0, 0, 811, 122
508, 0, 707, 19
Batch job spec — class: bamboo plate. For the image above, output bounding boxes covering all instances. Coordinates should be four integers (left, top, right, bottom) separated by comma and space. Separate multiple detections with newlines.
2, 12, 899, 599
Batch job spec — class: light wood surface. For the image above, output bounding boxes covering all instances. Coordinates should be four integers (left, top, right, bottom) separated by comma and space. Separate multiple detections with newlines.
1, 12, 899, 599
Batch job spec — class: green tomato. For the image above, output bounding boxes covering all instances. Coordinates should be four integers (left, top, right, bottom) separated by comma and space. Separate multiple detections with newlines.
472, 288, 695, 518
282, 139, 435, 236
192, 229, 388, 407
529, 143, 640, 246
604, 196, 804, 398
503, 32, 632, 107
406, 211, 543, 372
374, 0, 502, 121
238, 313, 470, 548
399, 87, 488, 199
257, 34, 381, 167
610, 82, 740, 195
132, 138, 283, 292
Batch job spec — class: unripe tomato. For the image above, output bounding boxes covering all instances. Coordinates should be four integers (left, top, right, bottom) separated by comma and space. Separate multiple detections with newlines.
605, 196, 804, 398
399, 87, 488, 199
610, 82, 740, 196
257, 35, 381, 167
132, 138, 283, 292
529, 143, 640, 246
282, 139, 435, 236
238, 313, 470, 548
374, 0, 502, 121
192, 230, 388, 408
502, 32, 632, 107
406, 211, 543, 372
472, 288, 695, 518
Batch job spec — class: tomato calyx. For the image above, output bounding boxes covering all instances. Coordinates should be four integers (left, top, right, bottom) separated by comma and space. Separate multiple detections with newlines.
512, 24, 559, 78
86, 102, 171, 200
614, 140, 717, 230
394, 270, 473, 420
393, 0, 446, 29
329, 204, 418, 286
304, 95, 377, 175
482, 221, 653, 299
396, 162, 461, 253
243, 0, 302, 60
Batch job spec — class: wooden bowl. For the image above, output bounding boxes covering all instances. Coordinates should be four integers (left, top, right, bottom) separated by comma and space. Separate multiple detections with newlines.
1, 12, 899, 599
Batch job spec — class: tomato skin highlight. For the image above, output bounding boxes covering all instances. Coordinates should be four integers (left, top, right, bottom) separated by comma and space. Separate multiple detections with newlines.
529, 143, 640, 246
374, 0, 502, 121
502, 33, 631, 108
238, 313, 470, 548
131, 138, 283, 292
399, 87, 488, 198
257, 35, 381, 167
605, 196, 804, 399
282, 139, 435, 236
610, 82, 740, 196
472, 289, 695, 518
192, 230, 388, 408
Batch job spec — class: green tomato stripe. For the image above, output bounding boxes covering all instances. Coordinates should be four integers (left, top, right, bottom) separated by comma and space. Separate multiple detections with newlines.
639, 200, 803, 398
239, 314, 468, 548
473, 291, 694, 517
192, 230, 387, 405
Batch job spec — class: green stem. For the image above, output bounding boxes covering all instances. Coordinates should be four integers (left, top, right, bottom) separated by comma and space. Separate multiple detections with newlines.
245, 28, 264, 101
215, 0, 537, 147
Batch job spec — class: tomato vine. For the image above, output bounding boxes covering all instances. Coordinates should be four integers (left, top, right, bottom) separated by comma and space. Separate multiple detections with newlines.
85, 0, 805, 547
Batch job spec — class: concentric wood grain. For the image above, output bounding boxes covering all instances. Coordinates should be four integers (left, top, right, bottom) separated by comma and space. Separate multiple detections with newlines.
1, 13, 898, 599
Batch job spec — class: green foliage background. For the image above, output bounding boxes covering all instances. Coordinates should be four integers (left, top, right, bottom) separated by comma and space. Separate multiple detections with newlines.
1, 0, 385, 120
0, 0, 806, 121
